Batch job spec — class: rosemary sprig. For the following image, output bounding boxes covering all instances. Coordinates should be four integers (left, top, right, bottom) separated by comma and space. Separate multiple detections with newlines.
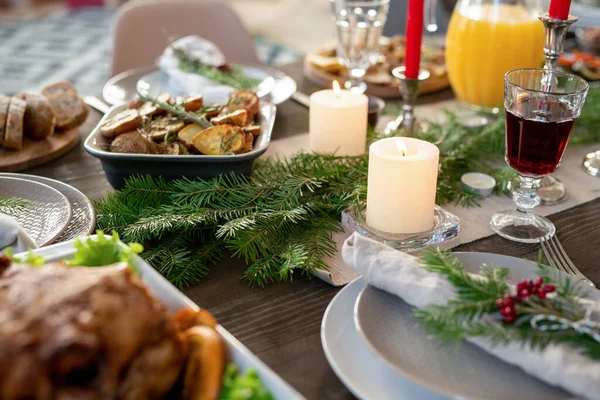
173, 46, 261, 90
137, 92, 212, 129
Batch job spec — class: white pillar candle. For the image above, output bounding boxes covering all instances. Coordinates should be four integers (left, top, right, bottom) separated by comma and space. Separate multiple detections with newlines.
309, 82, 368, 156
366, 137, 439, 234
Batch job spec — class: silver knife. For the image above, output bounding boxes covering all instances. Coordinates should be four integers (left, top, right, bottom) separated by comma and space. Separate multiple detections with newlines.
83, 96, 112, 114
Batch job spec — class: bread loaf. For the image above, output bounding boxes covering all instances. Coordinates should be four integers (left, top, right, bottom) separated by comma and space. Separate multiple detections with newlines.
0, 95, 10, 148
3, 97, 26, 150
16, 93, 56, 140
41, 81, 88, 130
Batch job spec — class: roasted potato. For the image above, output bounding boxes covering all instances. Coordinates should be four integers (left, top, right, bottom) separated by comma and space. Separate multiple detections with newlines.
100, 109, 142, 139
127, 97, 145, 110
210, 109, 248, 127
181, 326, 226, 400
192, 125, 244, 155
202, 105, 222, 119
178, 124, 204, 148
138, 93, 173, 117
239, 132, 254, 154
157, 142, 180, 155
111, 131, 157, 154
243, 125, 261, 138
222, 90, 259, 121
172, 308, 218, 331
146, 116, 186, 141
177, 94, 204, 112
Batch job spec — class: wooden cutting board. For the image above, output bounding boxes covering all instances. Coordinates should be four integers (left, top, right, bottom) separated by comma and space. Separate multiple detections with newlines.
0, 128, 81, 172
303, 58, 451, 99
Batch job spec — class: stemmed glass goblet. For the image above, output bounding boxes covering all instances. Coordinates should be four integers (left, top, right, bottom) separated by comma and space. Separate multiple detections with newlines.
490, 68, 589, 243
330, 0, 390, 94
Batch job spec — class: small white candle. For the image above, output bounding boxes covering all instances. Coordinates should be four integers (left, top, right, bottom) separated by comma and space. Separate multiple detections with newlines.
309, 81, 368, 156
366, 137, 439, 234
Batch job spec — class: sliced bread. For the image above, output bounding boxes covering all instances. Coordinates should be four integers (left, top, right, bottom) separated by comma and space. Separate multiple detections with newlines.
0, 94, 10, 148
16, 93, 56, 140
4, 97, 26, 151
41, 81, 88, 130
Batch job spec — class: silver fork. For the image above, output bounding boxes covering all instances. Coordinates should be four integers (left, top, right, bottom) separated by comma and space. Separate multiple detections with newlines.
539, 235, 595, 287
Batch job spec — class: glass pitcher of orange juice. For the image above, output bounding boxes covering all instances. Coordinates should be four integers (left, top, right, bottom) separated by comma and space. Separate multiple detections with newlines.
445, 0, 545, 108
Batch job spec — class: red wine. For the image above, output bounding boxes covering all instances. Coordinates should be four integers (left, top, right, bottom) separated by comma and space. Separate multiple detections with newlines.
505, 99, 576, 176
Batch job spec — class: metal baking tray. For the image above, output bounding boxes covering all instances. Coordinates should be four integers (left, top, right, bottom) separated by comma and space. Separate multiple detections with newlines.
21, 237, 304, 400
84, 101, 275, 189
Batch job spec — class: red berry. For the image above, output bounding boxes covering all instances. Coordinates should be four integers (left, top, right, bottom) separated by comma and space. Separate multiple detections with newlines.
500, 306, 514, 316
543, 284, 556, 293
516, 281, 528, 292
536, 277, 544, 286
495, 299, 505, 308
536, 290, 546, 299
503, 296, 514, 306
503, 314, 516, 323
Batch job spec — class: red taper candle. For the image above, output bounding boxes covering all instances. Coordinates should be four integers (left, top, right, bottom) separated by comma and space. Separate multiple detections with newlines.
404, 0, 425, 79
549, 0, 571, 20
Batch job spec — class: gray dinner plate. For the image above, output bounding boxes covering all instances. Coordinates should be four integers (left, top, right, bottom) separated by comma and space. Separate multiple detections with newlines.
103, 66, 296, 106
0, 177, 72, 246
354, 252, 591, 400
0, 173, 95, 242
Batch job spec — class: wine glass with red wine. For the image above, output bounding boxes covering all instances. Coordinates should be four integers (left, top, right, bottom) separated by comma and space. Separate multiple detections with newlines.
490, 68, 588, 243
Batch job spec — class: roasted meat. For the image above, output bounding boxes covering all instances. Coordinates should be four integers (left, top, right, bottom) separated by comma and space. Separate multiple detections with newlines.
0, 261, 185, 400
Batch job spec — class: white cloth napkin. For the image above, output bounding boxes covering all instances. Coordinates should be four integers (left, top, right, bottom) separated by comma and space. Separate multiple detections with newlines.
157, 35, 234, 98
0, 214, 37, 253
342, 232, 600, 400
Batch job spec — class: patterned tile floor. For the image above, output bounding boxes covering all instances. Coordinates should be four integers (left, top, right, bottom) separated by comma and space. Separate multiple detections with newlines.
0, 8, 300, 95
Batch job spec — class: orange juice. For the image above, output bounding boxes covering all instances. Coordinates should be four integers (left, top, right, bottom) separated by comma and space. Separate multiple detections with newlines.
445, 4, 544, 108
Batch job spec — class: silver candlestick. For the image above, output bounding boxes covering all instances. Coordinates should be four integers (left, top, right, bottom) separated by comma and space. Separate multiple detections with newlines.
384, 67, 430, 137
537, 13, 579, 203
539, 13, 578, 74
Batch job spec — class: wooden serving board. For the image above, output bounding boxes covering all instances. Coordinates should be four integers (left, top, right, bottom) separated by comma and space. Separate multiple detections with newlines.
0, 128, 81, 172
303, 58, 450, 99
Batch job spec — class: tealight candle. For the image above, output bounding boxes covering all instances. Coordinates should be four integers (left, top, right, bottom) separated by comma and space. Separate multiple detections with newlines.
366, 137, 439, 234
461, 172, 496, 198
309, 81, 368, 156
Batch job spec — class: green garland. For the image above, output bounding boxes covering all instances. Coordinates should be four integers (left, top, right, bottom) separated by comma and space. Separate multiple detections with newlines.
415, 249, 600, 359
96, 87, 600, 288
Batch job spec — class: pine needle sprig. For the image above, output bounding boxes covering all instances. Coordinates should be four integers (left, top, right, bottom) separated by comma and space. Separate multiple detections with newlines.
0, 197, 30, 219
415, 249, 600, 360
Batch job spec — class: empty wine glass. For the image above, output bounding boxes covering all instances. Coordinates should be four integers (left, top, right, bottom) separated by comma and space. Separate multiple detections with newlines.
490, 68, 588, 243
330, 0, 390, 94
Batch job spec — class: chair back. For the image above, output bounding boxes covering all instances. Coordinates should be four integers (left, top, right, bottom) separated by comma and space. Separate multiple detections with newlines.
111, 0, 260, 76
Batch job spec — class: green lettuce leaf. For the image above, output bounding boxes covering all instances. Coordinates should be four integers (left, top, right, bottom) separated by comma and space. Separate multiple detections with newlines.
219, 364, 274, 400
68, 230, 143, 272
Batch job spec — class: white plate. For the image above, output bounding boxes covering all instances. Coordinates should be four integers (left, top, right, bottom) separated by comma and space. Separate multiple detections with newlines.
354, 252, 598, 400
103, 67, 296, 106
0, 177, 72, 246
321, 277, 448, 400
0, 173, 95, 242
23, 237, 305, 400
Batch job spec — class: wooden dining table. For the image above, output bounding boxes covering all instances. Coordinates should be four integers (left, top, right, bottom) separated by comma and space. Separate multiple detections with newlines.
23, 62, 600, 400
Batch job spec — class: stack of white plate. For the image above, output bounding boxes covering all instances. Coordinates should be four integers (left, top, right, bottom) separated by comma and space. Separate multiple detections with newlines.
0, 173, 95, 246
321, 253, 574, 400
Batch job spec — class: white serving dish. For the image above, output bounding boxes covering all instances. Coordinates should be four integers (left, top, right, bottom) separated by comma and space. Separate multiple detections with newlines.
20, 237, 305, 400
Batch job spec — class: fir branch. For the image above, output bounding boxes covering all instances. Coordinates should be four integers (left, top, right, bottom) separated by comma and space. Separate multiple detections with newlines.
0, 197, 30, 219
415, 249, 600, 360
